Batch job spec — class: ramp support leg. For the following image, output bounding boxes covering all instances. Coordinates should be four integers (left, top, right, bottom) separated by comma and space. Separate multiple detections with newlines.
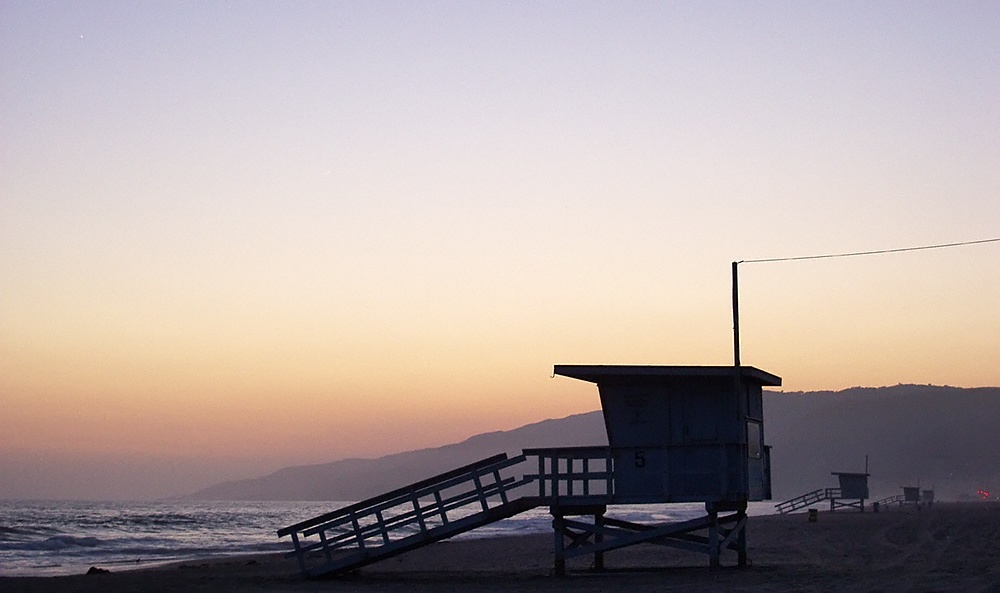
593, 511, 605, 572
707, 500, 749, 569
737, 508, 748, 567
550, 504, 608, 576
553, 513, 566, 577
708, 510, 720, 568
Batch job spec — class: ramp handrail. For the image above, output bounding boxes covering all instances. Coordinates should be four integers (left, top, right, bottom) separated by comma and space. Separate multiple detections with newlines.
875, 494, 905, 506
278, 452, 536, 577
277, 452, 510, 537
775, 487, 842, 514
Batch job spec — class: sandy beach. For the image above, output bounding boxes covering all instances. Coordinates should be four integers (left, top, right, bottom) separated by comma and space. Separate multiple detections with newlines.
3, 502, 998, 593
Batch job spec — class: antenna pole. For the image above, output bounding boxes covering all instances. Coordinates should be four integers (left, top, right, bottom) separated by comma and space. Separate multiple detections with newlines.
732, 261, 748, 499
732, 261, 741, 368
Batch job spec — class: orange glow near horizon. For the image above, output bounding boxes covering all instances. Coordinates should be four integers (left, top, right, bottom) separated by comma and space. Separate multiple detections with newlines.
4, 254, 997, 467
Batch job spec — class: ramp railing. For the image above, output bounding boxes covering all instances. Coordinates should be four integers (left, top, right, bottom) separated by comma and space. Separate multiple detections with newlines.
775, 487, 841, 514
277, 452, 536, 578
874, 494, 905, 506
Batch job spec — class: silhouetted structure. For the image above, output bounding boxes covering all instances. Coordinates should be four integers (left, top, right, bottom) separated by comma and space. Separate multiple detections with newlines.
829, 472, 870, 511
874, 485, 925, 509
278, 365, 781, 578
776, 471, 870, 514
548, 365, 780, 572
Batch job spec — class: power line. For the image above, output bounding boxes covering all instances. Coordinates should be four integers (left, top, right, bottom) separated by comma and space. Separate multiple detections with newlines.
737, 236, 1000, 264
730, 235, 1000, 368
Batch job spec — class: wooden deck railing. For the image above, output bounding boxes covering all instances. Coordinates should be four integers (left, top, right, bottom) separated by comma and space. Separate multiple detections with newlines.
523, 446, 614, 501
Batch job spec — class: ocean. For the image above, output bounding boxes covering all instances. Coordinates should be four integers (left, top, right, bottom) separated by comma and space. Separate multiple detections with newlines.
0, 499, 777, 577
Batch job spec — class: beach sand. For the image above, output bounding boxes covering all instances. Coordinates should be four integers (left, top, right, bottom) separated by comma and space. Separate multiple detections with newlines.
3, 502, 998, 593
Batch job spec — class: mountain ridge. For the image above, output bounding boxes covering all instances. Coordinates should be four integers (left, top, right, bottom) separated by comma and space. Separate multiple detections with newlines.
186, 384, 1000, 502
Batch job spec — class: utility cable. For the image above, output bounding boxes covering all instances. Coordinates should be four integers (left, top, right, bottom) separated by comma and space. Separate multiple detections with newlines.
736, 236, 1000, 265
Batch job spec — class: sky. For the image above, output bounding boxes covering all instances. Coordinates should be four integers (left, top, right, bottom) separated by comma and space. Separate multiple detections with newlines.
2, 1, 999, 500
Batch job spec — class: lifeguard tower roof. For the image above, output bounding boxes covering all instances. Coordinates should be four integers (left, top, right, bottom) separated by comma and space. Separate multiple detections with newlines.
554, 365, 781, 386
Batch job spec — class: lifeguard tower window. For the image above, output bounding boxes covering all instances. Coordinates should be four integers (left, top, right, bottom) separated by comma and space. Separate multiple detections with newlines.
747, 420, 762, 459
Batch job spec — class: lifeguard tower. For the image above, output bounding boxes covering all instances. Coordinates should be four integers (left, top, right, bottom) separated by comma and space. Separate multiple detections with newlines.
829, 472, 870, 511
544, 365, 780, 572
278, 365, 781, 578
875, 485, 926, 509
553, 365, 776, 504
776, 465, 870, 514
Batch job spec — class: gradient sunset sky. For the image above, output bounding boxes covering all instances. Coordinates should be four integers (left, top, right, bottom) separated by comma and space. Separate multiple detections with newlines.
2, 1, 998, 499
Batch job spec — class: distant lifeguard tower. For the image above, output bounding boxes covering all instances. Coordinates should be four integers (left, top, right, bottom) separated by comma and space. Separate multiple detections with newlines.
776, 467, 870, 514
279, 365, 782, 578
829, 471, 870, 511
874, 484, 927, 509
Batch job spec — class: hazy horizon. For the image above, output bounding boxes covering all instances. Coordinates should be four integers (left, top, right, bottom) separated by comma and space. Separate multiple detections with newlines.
3, 2, 998, 500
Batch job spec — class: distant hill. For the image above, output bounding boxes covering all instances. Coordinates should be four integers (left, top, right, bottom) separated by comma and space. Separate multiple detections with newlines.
186, 412, 607, 501
764, 385, 1000, 501
186, 384, 1000, 502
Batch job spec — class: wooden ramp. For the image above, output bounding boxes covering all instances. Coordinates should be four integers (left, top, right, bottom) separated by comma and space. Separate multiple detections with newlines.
277, 453, 540, 578
874, 494, 905, 507
775, 487, 842, 514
